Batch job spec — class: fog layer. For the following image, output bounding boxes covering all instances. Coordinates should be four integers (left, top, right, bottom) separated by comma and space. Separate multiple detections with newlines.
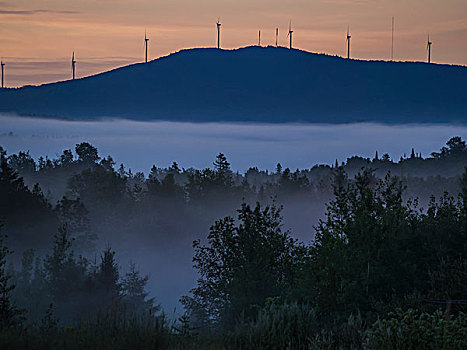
1, 115, 465, 173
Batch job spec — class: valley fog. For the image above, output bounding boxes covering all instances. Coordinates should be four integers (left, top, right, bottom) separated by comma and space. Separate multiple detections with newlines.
1, 114, 466, 314
1, 115, 465, 173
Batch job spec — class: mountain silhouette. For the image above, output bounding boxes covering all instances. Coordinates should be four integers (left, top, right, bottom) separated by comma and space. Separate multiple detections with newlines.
0, 46, 466, 123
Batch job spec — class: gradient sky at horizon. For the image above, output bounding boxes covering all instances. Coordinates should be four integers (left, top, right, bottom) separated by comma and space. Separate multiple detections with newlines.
1, 0, 466, 87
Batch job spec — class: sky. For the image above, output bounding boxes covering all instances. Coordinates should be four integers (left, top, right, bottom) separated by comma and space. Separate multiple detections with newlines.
0, 0, 466, 87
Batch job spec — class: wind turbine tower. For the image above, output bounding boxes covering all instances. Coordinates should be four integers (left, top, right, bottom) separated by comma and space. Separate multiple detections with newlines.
258, 30, 261, 46
391, 17, 395, 61
346, 26, 351, 59
275, 28, 279, 47
1, 59, 4, 88
216, 18, 222, 49
287, 21, 293, 49
427, 34, 432, 63
71, 52, 76, 80
144, 31, 149, 63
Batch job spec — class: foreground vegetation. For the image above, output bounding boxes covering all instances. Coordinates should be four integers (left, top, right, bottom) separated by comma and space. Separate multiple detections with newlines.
0, 138, 466, 348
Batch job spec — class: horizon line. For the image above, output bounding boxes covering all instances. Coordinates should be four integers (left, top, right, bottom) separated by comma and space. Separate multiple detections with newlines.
1, 45, 466, 89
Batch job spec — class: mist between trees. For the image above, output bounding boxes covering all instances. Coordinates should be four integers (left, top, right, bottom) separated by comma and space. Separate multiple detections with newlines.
0, 137, 466, 349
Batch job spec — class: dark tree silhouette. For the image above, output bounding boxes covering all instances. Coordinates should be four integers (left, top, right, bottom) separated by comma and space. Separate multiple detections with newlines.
0, 224, 23, 330
183, 202, 303, 328
121, 262, 158, 315
75, 142, 99, 164
97, 247, 120, 302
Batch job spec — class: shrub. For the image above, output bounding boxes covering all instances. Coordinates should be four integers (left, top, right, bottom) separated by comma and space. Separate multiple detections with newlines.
364, 308, 467, 350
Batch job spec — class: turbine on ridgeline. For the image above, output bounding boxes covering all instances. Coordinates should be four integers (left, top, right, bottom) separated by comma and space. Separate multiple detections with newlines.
258, 30, 261, 46
216, 18, 222, 49
287, 20, 293, 49
71, 52, 76, 80
391, 16, 395, 61
275, 28, 279, 47
427, 34, 432, 63
1, 58, 4, 88
346, 26, 351, 59
144, 30, 149, 63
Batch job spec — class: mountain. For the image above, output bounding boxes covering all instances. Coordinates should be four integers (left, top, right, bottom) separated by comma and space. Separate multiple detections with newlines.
0, 46, 466, 123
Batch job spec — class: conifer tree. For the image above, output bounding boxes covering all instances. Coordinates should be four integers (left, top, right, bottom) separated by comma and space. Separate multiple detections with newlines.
122, 263, 157, 315
213, 153, 233, 187
98, 247, 120, 302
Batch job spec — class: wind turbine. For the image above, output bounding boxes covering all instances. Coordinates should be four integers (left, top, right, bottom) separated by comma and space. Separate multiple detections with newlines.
1, 58, 4, 88
71, 52, 76, 80
346, 26, 351, 59
275, 28, 279, 47
144, 31, 149, 63
258, 30, 261, 46
216, 18, 221, 49
427, 34, 432, 63
287, 21, 293, 49
391, 17, 395, 61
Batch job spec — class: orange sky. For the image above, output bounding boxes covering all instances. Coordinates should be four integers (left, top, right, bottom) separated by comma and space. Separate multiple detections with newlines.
1, 0, 466, 87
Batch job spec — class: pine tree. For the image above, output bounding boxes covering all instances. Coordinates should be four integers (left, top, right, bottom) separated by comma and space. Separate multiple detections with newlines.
213, 153, 230, 173
98, 247, 120, 302
0, 152, 26, 193
213, 153, 233, 187
121, 263, 157, 315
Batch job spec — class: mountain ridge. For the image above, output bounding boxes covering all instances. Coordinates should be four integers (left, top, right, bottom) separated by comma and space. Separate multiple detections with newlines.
1, 46, 466, 124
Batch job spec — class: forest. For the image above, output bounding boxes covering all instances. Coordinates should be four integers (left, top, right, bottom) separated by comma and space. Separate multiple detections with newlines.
0, 136, 466, 349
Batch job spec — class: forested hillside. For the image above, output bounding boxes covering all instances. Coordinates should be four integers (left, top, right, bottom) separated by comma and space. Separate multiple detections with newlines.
1, 137, 465, 254
0, 137, 466, 349
0, 46, 466, 123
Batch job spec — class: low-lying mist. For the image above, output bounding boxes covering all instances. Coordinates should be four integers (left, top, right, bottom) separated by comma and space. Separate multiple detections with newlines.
1, 114, 465, 173
1, 114, 466, 316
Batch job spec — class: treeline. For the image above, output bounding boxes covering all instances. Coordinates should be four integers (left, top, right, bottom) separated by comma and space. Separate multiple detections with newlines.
176, 167, 467, 348
0, 165, 466, 348
0, 137, 466, 348
2, 225, 157, 324
182, 168, 467, 331
1, 137, 466, 254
